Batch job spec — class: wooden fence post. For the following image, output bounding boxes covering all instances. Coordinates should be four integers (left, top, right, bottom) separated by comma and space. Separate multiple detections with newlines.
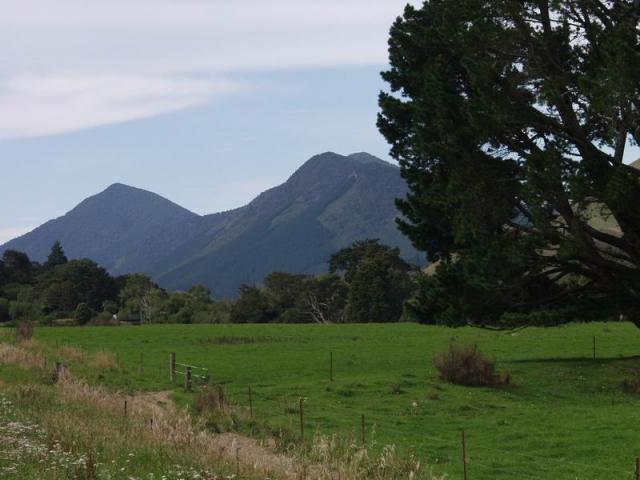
124, 399, 127, 417
299, 398, 305, 440
462, 430, 468, 480
248, 385, 254, 419
185, 366, 192, 391
55, 362, 66, 381
170, 352, 176, 383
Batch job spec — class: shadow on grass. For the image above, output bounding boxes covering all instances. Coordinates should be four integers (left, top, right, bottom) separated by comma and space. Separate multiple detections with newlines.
508, 355, 640, 364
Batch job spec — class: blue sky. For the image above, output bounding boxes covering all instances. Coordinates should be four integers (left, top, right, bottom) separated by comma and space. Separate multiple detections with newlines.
0, 66, 393, 243
1, 0, 638, 244
0, 0, 416, 243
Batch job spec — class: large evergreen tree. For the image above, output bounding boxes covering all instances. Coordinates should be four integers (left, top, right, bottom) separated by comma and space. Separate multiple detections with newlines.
379, 0, 640, 326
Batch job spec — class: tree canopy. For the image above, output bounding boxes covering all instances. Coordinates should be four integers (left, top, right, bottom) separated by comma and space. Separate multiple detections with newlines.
379, 0, 640, 326
331, 239, 415, 323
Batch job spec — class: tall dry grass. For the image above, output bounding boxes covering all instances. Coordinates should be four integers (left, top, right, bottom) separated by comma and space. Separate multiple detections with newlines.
0, 340, 443, 479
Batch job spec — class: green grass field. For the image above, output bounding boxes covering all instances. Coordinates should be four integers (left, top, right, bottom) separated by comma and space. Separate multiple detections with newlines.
12, 322, 640, 480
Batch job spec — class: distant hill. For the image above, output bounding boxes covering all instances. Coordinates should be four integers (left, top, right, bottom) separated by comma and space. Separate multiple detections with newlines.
1, 152, 423, 297
1, 183, 202, 275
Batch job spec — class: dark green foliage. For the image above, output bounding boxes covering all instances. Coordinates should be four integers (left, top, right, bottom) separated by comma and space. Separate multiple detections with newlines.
2, 250, 36, 285
379, 0, 640, 326
263, 272, 307, 315
230, 285, 274, 324
332, 240, 415, 323
0, 298, 9, 322
0, 245, 231, 325
229, 273, 349, 324
45, 241, 68, 269
345, 259, 409, 323
74, 302, 93, 325
227, 240, 413, 325
38, 259, 118, 314
330, 239, 410, 283
9, 301, 34, 322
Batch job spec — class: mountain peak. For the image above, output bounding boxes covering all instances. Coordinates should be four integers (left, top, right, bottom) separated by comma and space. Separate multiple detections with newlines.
100, 182, 154, 196
291, 151, 394, 180
1, 150, 422, 296
104, 182, 131, 190
348, 152, 392, 166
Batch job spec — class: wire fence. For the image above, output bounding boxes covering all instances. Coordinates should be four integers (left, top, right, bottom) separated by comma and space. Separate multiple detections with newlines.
34, 342, 640, 480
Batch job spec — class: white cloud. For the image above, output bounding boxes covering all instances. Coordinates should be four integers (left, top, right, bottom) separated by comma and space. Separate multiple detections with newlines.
0, 73, 240, 138
0, 0, 414, 139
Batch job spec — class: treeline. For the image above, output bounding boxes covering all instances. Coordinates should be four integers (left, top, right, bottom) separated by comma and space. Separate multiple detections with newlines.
0, 239, 417, 325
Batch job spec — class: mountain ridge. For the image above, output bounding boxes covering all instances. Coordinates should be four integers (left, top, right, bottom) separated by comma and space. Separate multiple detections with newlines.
1, 152, 422, 297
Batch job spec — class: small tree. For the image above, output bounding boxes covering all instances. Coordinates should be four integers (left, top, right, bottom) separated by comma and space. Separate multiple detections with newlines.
118, 274, 157, 323
45, 241, 68, 269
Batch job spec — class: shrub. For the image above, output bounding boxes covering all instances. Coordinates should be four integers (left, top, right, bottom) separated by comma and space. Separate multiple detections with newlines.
433, 343, 509, 387
74, 303, 93, 325
193, 387, 228, 415
193, 387, 233, 433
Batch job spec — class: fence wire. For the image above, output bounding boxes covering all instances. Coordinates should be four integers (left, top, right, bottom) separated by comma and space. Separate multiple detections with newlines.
43, 344, 640, 480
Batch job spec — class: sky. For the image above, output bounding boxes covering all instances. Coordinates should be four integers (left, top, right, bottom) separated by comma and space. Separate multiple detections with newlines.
1, 1, 638, 245
0, 0, 417, 244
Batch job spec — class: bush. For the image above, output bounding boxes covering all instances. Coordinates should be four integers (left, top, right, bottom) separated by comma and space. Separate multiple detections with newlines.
433, 343, 509, 387
193, 387, 234, 433
194, 387, 228, 414
74, 303, 93, 325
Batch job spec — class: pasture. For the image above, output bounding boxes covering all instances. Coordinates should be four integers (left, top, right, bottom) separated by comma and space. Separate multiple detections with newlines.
12, 322, 640, 479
